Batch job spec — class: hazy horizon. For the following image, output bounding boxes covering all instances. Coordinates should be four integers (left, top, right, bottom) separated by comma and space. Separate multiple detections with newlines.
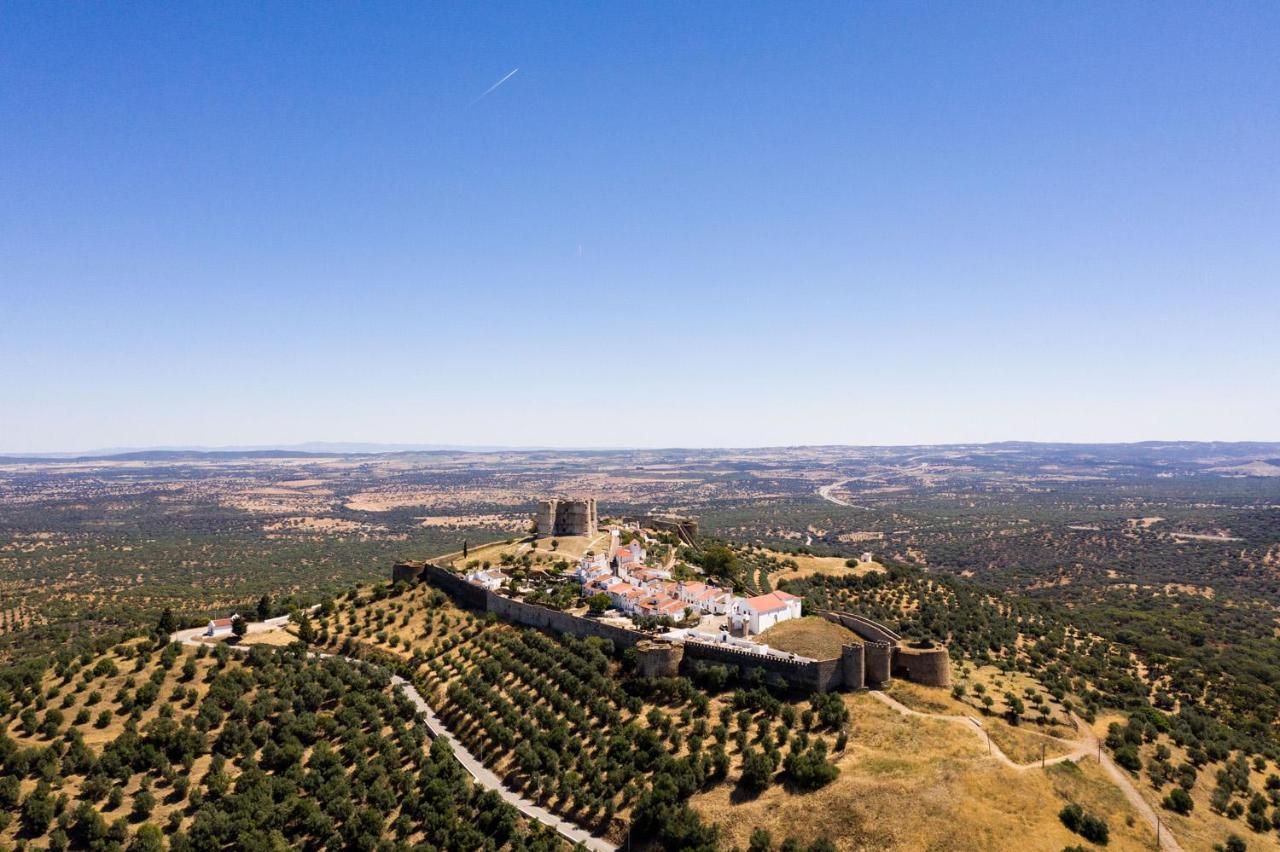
7, 436, 1280, 460
4, 3, 1277, 452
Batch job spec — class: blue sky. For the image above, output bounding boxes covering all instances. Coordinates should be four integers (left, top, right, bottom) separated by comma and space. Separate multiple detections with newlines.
2, 2, 1277, 452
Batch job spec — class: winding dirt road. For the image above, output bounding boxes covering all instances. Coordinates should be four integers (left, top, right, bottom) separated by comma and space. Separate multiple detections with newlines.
869, 691, 1182, 851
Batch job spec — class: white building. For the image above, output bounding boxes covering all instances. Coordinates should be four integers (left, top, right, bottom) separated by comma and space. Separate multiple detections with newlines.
613, 541, 646, 575
677, 581, 732, 615
576, 553, 610, 583
732, 591, 803, 634
205, 615, 239, 638
694, 587, 733, 615
604, 582, 646, 614
465, 568, 508, 591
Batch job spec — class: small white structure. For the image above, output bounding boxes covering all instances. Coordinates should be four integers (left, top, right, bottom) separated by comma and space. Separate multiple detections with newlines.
732, 591, 803, 635
860, 551, 874, 564
465, 568, 508, 591
205, 615, 239, 638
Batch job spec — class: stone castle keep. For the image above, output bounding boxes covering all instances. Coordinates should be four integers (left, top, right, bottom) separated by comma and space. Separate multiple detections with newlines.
535, 498, 598, 538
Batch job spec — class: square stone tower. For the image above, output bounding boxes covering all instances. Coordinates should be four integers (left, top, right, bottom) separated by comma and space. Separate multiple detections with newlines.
536, 498, 598, 537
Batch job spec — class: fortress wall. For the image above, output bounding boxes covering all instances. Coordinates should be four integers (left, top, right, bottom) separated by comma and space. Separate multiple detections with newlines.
485, 592, 647, 648
420, 563, 489, 609
891, 645, 951, 688
416, 563, 842, 690
625, 515, 700, 544
682, 640, 840, 691
812, 657, 844, 692
819, 610, 902, 644
411, 565, 947, 693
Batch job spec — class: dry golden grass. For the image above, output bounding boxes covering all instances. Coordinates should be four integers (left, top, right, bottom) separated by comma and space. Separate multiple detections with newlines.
763, 549, 886, 584
235, 626, 297, 646
983, 721, 1076, 765
888, 681, 1076, 763
442, 531, 613, 571
888, 680, 971, 715
693, 693, 1157, 851
758, 616, 861, 659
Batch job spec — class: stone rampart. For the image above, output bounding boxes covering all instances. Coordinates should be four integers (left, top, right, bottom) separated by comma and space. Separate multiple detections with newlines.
420, 562, 489, 609
819, 611, 902, 644
681, 639, 840, 690
409, 563, 945, 693
486, 592, 645, 649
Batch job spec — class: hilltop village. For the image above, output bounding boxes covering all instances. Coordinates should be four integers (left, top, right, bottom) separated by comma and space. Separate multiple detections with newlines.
469, 504, 803, 645
394, 498, 950, 692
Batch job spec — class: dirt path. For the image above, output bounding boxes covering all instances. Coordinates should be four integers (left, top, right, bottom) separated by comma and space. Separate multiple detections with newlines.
1072, 711, 1184, 852
172, 620, 617, 852
868, 691, 1182, 851
868, 691, 1087, 771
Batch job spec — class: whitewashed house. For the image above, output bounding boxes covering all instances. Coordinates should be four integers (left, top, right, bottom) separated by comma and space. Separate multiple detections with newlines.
613, 541, 646, 576
465, 568, 508, 591
732, 591, 803, 634
694, 587, 733, 615
576, 553, 611, 584
206, 615, 239, 638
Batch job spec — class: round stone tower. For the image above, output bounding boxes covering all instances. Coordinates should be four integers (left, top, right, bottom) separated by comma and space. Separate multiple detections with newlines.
636, 640, 685, 678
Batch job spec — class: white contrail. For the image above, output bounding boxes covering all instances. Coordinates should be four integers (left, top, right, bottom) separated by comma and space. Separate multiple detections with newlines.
472, 68, 519, 104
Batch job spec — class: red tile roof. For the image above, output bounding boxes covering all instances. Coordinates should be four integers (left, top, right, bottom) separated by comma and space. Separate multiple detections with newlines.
742, 592, 793, 614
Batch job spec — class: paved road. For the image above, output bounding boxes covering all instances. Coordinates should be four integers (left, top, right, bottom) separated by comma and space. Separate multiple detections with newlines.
815, 479, 870, 509
868, 691, 1182, 851
172, 618, 617, 851
391, 673, 615, 851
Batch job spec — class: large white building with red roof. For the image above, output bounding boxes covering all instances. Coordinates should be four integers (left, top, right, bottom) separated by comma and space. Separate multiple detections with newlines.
732, 590, 803, 634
